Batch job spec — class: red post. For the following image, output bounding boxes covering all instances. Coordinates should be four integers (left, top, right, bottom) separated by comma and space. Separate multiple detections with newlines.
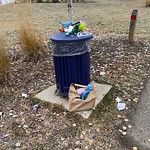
128, 10, 138, 43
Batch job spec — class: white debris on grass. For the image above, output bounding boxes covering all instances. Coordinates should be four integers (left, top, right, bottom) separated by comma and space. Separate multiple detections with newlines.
21, 93, 28, 98
115, 97, 126, 111
15, 142, 21, 147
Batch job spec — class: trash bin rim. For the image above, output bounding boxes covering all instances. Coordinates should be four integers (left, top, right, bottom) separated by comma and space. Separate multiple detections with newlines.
50, 32, 93, 43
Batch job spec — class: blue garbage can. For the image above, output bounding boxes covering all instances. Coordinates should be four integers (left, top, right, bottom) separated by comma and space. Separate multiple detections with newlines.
50, 32, 93, 96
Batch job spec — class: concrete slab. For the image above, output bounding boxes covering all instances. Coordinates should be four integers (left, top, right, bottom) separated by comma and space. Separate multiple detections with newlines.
35, 83, 112, 119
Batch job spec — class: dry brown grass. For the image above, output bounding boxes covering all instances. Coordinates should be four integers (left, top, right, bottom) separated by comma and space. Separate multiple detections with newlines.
18, 21, 45, 62
0, 38, 10, 84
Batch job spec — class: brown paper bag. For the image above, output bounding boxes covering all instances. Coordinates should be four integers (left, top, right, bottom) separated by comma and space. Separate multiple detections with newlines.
69, 83, 96, 112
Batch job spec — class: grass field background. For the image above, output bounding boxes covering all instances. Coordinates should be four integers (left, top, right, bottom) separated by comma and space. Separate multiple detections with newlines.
0, 0, 149, 46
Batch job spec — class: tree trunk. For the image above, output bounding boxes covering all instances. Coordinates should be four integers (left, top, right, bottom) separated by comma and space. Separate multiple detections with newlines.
52, 0, 59, 2
146, 0, 150, 7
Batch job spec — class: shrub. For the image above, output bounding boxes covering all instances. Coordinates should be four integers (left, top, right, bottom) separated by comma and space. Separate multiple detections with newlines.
0, 38, 10, 84
18, 22, 45, 62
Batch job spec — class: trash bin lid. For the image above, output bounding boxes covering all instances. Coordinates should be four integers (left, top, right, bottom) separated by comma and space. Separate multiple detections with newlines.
50, 32, 93, 42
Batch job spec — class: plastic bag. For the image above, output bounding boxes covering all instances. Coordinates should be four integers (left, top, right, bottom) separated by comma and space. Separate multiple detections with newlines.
52, 40, 91, 56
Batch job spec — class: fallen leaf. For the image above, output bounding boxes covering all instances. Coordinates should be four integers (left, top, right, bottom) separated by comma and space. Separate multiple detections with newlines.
124, 118, 129, 122
133, 98, 139, 102
23, 105, 30, 110
128, 125, 132, 129
88, 123, 93, 126
21, 118, 26, 124
73, 123, 76, 127
133, 147, 137, 150
122, 126, 127, 130
15, 142, 21, 147
122, 132, 127, 135
88, 139, 94, 145
117, 115, 122, 118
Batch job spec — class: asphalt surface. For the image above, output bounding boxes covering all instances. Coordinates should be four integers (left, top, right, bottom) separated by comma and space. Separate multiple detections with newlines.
121, 78, 150, 150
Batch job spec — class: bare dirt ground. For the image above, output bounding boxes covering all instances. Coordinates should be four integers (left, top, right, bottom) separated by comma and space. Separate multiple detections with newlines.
0, 0, 150, 150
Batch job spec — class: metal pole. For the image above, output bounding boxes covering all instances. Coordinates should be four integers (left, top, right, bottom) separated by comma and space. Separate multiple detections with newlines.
128, 10, 138, 43
67, 0, 73, 20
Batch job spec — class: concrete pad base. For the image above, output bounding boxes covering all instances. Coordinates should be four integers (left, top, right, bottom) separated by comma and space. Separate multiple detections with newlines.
35, 83, 112, 119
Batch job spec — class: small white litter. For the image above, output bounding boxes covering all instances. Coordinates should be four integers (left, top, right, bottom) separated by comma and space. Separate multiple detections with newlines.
115, 97, 126, 111
117, 102, 126, 111
100, 72, 106, 76
116, 97, 122, 103
21, 93, 28, 98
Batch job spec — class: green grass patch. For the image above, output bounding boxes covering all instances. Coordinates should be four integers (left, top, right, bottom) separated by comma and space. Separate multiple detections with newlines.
29, 95, 66, 113
29, 96, 41, 106
90, 79, 123, 121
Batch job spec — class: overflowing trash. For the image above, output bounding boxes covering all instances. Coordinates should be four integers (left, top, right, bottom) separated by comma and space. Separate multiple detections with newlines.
59, 20, 89, 36
59, 20, 73, 29
77, 84, 93, 100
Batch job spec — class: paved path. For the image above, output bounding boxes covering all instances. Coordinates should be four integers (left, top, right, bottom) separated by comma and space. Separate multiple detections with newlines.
122, 79, 150, 150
